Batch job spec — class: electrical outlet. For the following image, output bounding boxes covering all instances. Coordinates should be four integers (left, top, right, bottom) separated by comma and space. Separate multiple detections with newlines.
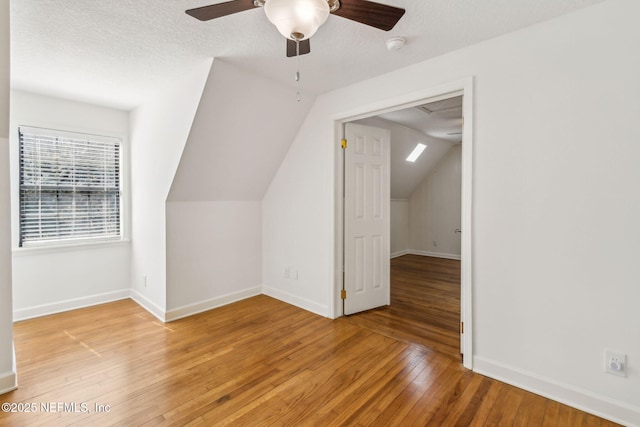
605, 351, 626, 377
432, 241, 438, 248
284, 268, 290, 279
143, 275, 147, 288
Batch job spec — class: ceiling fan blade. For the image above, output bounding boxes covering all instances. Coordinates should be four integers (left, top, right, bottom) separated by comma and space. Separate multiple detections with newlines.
186, 0, 258, 21
332, 0, 405, 31
286, 39, 311, 58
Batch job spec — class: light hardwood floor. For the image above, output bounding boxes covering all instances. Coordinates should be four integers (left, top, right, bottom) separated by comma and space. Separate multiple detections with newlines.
348, 254, 462, 360
1, 255, 619, 426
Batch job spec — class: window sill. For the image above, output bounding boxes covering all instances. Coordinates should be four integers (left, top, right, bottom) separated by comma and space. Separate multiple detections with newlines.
13, 239, 131, 257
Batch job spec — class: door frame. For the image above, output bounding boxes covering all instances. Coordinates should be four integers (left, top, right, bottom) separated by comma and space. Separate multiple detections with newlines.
332, 77, 474, 370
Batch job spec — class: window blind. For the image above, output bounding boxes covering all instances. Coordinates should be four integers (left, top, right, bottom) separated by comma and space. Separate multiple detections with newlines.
19, 126, 121, 246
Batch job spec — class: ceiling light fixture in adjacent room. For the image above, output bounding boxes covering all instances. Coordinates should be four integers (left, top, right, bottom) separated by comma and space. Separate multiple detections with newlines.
406, 143, 427, 162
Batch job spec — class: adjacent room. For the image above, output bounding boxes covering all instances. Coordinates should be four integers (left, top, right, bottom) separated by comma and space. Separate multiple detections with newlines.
0, 0, 638, 425
348, 96, 464, 359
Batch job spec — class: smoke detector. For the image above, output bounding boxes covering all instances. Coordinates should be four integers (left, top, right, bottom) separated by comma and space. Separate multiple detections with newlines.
386, 36, 406, 51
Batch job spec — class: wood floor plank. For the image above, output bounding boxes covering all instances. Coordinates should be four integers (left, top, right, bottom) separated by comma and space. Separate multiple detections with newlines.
0, 255, 622, 426
334, 345, 433, 426
347, 254, 462, 359
366, 354, 456, 426
466, 380, 503, 426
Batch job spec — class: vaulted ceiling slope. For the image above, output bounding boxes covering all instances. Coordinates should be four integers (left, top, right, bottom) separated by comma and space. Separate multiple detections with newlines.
167, 59, 313, 201
356, 117, 456, 200
10, 1, 605, 110
361, 96, 462, 199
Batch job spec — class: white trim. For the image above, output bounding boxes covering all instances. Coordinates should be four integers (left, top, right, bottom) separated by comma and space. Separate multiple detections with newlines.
333, 119, 345, 320
10, 286, 327, 325
0, 343, 17, 394
390, 250, 409, 259
474, 356, 640, 427
0, 371, 17, 395
12, 239, 130, 256
11, 287, 321, 325
262, 285, 331, 319
332, 77, 474, 369
331, 82, 468, 124
407, 250, 461, 261
165, 287, 262, 322
12, 289, 130, 322
129, 290, 166, 323
459, 77, 474, 369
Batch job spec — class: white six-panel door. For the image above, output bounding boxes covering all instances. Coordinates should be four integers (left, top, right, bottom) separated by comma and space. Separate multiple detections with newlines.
343, 123, 390, 315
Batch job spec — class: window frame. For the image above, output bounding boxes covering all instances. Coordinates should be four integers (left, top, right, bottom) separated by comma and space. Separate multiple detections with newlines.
17, 126, 125, 249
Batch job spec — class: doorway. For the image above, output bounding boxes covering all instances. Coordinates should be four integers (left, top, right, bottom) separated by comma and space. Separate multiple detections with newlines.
333, 79, 473, 369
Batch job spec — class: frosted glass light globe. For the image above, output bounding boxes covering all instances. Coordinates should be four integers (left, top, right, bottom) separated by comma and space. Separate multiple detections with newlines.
264, 0, 330, 41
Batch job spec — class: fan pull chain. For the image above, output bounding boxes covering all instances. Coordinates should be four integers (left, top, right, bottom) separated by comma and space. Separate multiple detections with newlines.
295, 39, 301, 102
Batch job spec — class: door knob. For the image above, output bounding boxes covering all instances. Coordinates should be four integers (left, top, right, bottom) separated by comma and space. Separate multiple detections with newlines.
455, 229, 462, 234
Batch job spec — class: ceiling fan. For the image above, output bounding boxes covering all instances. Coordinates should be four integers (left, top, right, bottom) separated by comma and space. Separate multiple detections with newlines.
186, 0, 406, 57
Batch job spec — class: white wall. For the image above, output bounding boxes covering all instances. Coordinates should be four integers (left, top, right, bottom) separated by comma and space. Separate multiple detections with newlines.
165, 201, 262, 320
165, 60, 311, 318
8, 91, 131, 320
167, 60, 313, 202
390, 199, 409, 257
129, 58, 212, 319
262, 94, 336, 316
0, 0, 14, 394
409, 145, 462, 259
262, 0, 640, 424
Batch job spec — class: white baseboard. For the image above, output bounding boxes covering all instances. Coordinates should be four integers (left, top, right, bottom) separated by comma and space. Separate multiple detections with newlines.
473, 356, 640, 427
12, 287, 263, 324
13, 289, 131, 322
165, 287, 262, 322
11, 285, 329, 325
408, 250, 461, 260
390, 250, 409, 259
129, 290, 166, 323
262, 285, 330, 318
0, 371, 16, 395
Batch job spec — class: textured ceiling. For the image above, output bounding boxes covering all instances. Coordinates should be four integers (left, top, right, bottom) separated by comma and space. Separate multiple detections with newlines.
10, 0, 605, 110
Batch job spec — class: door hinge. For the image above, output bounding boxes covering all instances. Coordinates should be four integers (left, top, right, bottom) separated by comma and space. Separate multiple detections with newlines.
341, 139, 347, 149
461, 321, 464, 334
341, 289, 347, 299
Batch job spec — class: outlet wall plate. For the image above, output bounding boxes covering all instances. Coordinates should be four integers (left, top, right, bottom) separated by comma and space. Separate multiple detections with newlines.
605, 350, 626, 377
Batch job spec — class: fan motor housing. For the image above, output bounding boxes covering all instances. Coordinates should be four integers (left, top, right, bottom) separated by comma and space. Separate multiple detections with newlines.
254, 0, 340, 12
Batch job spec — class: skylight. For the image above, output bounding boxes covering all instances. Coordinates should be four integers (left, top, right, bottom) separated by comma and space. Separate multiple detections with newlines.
406, 143, 427, 162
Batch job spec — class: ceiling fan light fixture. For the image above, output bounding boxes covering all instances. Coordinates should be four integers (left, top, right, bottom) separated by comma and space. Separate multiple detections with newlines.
264, 0, 330, 41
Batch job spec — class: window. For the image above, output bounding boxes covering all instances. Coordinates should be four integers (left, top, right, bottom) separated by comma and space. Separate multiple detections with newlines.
18, 126, 122, 247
